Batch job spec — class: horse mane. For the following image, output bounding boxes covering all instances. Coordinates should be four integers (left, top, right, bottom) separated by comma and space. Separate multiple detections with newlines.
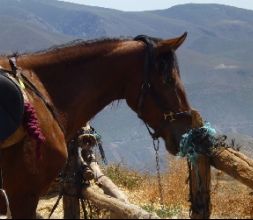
1, 35, 166, 59
35, 35, 164, 55
30, 37, 134, 56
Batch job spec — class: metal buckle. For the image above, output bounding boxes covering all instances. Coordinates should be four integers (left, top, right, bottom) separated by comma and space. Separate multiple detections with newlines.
141, 82, 151, 90
164, 112, 176, 122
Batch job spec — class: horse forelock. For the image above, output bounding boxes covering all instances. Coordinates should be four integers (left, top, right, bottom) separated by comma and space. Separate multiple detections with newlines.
133, 35, 179, 80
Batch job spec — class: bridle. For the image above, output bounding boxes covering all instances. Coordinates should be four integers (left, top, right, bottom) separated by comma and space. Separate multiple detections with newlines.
134, 35, 192, 140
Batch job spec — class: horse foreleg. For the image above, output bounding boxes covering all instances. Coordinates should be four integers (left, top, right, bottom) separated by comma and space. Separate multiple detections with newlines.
8, 193, 39, 219
0, 139, 67, 219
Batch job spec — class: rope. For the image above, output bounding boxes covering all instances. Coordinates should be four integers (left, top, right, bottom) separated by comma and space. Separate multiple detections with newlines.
78, 127, 107, 165
81, 198, 88, 219
87, 199, 93, 219
179, 122, 217, 165
48, 192, 63, 219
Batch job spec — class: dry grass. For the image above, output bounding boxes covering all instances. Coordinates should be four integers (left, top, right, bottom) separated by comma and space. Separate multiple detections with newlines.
103, 156, 253, 219
38, 155, 253, 219
210, 174, 253, 219
126, 157, 189, 218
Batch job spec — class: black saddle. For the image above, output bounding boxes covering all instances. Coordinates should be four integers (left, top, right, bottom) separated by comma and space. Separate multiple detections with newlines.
0, 70, 24, 141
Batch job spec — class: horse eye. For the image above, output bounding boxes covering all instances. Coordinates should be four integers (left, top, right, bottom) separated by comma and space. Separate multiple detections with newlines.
163, 74, 174, 87
158, 59, 175, 86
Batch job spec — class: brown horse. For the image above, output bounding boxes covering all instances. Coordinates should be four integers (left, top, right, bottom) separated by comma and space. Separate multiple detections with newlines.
0, 33, 194, 218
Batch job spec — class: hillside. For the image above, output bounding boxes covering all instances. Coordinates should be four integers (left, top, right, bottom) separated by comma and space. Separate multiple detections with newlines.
0, 0, 253, 169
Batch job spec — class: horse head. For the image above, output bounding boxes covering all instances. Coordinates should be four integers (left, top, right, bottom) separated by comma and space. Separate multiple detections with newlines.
126, 33, 197, 155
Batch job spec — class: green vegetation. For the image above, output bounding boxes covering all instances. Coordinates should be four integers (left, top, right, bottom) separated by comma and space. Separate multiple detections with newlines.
142, 204, 181, 218
104, 164, 146, 190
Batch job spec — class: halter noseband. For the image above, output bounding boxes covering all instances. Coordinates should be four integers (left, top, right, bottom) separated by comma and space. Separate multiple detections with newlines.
134, 35, 192, 140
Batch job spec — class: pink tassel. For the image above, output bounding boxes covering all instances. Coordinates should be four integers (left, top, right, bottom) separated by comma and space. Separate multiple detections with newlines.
23, 102, 46, 159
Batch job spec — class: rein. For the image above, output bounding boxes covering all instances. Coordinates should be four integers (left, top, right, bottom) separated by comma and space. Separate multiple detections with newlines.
134, 35, 192, 140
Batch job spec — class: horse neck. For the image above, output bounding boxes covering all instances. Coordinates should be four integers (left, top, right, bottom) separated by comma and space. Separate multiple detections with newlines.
19, 40, 143, 139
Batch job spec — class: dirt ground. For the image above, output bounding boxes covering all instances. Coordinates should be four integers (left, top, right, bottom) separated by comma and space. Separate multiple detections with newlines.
36, 158, 253, 219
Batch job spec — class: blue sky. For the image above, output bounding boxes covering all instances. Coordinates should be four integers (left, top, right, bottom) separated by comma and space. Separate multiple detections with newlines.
62, 0, 253, 11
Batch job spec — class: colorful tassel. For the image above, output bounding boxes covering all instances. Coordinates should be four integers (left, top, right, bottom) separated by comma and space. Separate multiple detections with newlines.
23, 102, 46, 159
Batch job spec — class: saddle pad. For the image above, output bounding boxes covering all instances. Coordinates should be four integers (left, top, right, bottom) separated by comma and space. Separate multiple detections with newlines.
0, 71, 24, 141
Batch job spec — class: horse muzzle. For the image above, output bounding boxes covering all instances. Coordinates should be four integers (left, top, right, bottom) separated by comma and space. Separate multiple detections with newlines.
191, 109, 204, 128
164, 109, 203, 155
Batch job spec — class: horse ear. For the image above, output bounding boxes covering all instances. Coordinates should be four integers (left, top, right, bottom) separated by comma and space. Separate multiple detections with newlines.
156, 32, 187, 52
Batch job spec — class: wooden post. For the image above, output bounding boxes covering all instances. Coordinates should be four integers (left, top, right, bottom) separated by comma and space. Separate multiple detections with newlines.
188, 155, 211, 219
189, 110, 211, 219
188, 109, 253, 218
63, 140, 81, 219
89, 160, 129, 203
63, 196, 80, 219
61, 127, 159, 219
82, 186, 160, 219
210, 147, 253, 189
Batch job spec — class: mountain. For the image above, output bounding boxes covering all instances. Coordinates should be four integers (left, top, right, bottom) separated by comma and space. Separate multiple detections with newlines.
0, 0, 253, 170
